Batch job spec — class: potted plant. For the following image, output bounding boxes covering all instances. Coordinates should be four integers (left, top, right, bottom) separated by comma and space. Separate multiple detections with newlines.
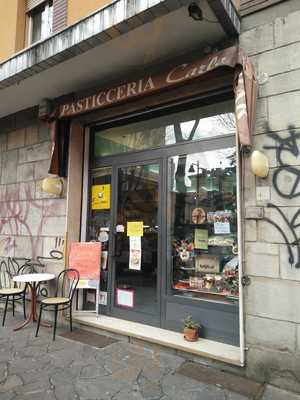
183, 315, 200, 342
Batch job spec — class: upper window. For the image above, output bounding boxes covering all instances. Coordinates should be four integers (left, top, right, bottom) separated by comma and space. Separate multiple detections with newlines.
92, 100, 235, 161
29, 1, 53, 44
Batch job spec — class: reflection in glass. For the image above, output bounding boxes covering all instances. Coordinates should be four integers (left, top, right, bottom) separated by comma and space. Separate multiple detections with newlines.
87, 167, 112, 296
115, 164, 159, 314
168, 147, 238, 303
93, 100, 235, 159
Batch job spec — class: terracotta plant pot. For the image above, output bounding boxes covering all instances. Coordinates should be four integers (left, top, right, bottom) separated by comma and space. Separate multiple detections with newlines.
183, 327, 198, 342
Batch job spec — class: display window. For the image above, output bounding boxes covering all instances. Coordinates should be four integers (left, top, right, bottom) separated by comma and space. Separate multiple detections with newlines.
168, 146, 238, 303
86, 96, 239, 341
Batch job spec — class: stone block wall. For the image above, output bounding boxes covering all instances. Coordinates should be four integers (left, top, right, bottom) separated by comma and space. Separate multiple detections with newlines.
0, 119, 66, 274
240, 2, 300, 392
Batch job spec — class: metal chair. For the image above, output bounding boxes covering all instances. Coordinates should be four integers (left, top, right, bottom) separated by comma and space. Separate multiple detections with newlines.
35, 268, 80, 340
0, 261, 32, 326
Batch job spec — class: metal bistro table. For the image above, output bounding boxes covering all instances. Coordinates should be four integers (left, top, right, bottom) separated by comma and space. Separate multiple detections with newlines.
12, 273, 55, 331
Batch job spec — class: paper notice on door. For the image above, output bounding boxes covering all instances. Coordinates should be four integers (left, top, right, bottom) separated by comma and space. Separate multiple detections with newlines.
127, 221, 143, 237
129, 236, 142, 270
116, 288, 134, 308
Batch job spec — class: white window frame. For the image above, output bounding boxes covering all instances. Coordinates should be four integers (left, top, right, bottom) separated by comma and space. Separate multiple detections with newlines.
27, 0, 53, 45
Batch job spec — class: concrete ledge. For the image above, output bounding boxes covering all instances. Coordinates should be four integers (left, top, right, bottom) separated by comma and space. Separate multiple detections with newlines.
73, 312, 241, 366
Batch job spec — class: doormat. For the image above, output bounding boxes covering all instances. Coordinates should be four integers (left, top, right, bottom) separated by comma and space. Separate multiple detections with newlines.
176, 362, 265, 399
60, 329, 118, 349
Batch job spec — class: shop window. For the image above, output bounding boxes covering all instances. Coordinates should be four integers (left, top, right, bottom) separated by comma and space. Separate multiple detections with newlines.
28, 1, 53, 44
88, 167, 112, 307
168, 143, 238, 303
93, 100, 234, 161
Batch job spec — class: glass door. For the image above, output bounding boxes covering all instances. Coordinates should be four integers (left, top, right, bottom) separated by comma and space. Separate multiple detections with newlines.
111, 161, 161, 326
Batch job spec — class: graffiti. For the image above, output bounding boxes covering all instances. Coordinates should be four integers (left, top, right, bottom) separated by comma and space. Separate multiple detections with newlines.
0, 184, 44, 259
263, 125, 300, 268
264, 128, 300, 199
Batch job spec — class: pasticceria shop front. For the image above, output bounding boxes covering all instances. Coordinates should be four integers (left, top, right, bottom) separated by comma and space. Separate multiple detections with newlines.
50, 45, 257, 360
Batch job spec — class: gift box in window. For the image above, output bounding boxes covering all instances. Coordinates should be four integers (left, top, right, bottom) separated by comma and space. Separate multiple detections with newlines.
195, 254, 220, 273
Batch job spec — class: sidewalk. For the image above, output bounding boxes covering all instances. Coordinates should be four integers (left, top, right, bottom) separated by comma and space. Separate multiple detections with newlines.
0, 313, 300, 400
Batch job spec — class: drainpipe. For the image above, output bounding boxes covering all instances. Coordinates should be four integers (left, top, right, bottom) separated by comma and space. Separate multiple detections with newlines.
236, 133, 245, 367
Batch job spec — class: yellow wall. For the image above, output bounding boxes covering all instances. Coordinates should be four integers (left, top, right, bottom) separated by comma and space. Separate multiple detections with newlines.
67, 0, 111, 25
0, 0, 26, 62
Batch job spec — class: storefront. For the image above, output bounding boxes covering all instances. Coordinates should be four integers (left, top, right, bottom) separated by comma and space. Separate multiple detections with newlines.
50, 45, 257, 349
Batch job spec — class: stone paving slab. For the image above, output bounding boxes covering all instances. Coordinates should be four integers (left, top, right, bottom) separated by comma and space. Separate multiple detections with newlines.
177, 361, 264, 398
261, 385, 300, 400
0, 312, 299, 400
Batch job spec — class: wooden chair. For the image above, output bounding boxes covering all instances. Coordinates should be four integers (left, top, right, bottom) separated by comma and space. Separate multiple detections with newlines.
35, 268, 80, 340
0, 261, 31, 326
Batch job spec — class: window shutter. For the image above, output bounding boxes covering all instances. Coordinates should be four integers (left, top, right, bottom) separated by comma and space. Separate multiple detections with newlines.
240, 0, 284, 15
25, 0, 45, 12
52, 0, 68, 33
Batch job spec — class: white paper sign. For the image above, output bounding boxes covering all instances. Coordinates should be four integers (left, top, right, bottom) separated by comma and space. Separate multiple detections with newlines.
214, 222, 230, 234
99, 291, 107, 305
129, 236, 142, 270
116, 289, 134, 308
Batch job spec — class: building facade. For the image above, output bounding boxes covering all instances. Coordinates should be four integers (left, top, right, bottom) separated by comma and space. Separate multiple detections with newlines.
0, 0, 299, 392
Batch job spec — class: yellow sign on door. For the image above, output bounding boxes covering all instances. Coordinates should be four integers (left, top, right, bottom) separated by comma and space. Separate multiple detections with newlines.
92, 184, 111, 210
127, 221, 144, 237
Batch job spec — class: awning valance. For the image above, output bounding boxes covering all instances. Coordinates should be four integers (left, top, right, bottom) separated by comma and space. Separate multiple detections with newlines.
47, 46, 257, 176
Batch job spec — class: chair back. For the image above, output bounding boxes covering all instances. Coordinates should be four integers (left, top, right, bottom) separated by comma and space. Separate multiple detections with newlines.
7, 257, 31, 277
56, 269, 80, 300
16, 264, 34, 290
0, 260, 13, 289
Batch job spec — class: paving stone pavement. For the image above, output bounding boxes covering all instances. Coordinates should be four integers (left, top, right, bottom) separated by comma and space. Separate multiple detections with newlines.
0, 313, 299, 400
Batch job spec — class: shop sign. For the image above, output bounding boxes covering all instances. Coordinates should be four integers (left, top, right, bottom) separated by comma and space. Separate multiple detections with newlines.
59, 47, 240, 118
91, 184, 111, 210
69, 242, 101, 281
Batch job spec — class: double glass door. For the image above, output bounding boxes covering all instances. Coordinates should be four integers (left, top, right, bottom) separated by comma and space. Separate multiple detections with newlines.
89, 159, 161, 326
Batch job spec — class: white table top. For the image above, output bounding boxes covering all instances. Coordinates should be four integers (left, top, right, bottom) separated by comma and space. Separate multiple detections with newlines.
13, 273, 55, 283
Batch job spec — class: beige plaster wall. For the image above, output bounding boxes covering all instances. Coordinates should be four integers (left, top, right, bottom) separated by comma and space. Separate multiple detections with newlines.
67, 0, 111, 25
0, 0, 26, 63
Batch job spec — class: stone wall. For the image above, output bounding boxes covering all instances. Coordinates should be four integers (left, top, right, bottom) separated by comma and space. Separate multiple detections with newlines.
0, 119, 66, 274
240, 1, 300, 392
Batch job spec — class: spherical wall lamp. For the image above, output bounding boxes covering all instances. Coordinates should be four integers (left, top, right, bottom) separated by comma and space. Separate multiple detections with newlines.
250, 150, 269, 178
42, 177, 63, 196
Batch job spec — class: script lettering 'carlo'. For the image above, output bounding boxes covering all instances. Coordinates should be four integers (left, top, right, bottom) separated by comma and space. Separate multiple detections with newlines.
59, 54, 228, 118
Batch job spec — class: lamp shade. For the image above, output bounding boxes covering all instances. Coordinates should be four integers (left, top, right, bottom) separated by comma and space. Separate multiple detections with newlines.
250, 150, 269, 178
42, 177, 63, 195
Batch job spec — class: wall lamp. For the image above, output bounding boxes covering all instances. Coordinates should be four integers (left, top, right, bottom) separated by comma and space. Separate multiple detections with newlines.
42, 177, 63, 196
250, 150, 269, 178
188, 2, 203, 21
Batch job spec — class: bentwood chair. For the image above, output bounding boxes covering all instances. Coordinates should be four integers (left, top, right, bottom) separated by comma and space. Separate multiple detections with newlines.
35, 268, 80, 340
0, 261, 32, 326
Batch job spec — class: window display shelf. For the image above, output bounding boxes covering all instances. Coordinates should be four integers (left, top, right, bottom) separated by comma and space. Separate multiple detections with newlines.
173, 286, 238, 301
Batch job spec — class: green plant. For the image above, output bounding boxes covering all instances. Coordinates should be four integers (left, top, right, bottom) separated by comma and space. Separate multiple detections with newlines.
183, 315, 200, 330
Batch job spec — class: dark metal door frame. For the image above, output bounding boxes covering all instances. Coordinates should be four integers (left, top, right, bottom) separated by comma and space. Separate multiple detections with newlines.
105, 157, 163, 326
89, 135, 235, 328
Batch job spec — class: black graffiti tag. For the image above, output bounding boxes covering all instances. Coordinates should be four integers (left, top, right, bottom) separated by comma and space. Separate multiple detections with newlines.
263, 126, 300, 268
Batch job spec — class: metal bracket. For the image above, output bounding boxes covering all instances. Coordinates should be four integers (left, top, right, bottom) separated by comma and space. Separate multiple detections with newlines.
241, 275, 251, 287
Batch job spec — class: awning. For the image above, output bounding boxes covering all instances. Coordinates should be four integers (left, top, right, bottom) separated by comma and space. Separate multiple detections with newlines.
48, 45, 257, 176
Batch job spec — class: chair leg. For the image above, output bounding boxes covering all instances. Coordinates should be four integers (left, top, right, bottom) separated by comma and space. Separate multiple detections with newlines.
22, 293, 26, 320
12, 296, 15, 317
2, 297, 9, 326
69, 302, 72, 332
53, 305, 58, 341
35, 304, 43, 337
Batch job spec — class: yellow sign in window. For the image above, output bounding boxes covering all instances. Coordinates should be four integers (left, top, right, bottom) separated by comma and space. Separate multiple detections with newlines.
127, 221, 144, 237
92, 184, 111, 210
